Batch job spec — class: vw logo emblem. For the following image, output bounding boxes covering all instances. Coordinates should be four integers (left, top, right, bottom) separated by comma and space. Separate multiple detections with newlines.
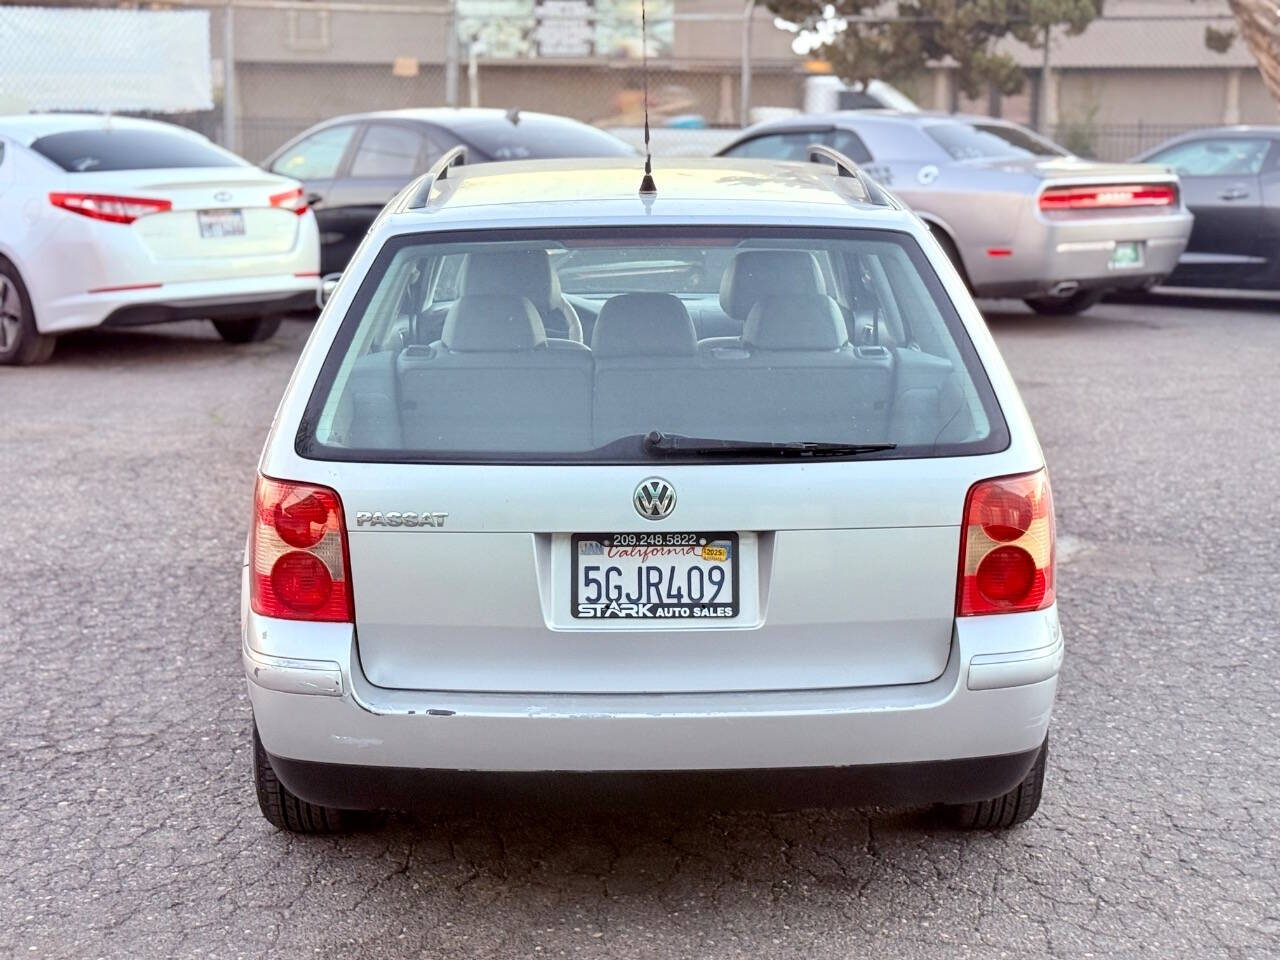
213, 190, 233, 202
634, 477, 676, 520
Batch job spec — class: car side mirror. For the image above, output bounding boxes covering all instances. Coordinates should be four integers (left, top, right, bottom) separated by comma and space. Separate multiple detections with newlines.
317, 272, 342, 310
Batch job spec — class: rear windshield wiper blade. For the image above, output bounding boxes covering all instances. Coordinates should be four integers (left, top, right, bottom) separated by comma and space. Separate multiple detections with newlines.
643, 431, 896, 458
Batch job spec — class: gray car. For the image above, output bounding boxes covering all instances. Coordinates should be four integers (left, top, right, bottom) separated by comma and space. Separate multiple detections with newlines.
263, 109, 636, 276
1133, 126, 1280, 292
719, 112, 1193, 315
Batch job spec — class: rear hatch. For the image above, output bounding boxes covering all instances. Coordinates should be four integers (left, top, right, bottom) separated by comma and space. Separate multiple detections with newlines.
341, 461, 973, 694
81, 168, 308, 276
297, 221, 1013, 695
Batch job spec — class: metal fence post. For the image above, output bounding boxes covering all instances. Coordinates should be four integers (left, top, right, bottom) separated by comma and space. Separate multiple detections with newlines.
444, 2, 459, 108
740, 0, 755, 127
222, 0, 239, 152
1036, 24, 1050, 134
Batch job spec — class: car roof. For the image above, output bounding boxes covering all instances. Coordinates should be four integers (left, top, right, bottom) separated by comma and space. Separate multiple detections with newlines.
393, 156, 913, 229
313, 107, 600, 133
0, 112, 205, 147
738, 110, 1026, 135
1154, 124, 1280, 141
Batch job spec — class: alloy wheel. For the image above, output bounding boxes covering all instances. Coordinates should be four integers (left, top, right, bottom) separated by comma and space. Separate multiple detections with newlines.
0, 275, 22, 351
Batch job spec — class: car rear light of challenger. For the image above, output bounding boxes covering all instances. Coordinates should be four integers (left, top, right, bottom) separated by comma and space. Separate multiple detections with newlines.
957, 469, 1056, 616
1038, 183, 1178, 212
250, 477, 353, 622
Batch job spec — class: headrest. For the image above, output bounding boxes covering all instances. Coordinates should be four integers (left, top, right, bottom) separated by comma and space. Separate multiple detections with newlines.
441, 295, 546, 352
743, 294, 849, 351
461, 249, 562, 315
591, 293, 697, 356
719, 250, 826, 320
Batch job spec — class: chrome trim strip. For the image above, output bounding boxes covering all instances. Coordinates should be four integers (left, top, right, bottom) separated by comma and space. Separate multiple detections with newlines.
243, 643, 344, 697
967, 636, 1064, 691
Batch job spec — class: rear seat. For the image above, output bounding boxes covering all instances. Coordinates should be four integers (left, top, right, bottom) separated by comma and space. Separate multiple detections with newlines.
396, 294, 593, 451
698, 251, 897, 442
591, 293, 706, 444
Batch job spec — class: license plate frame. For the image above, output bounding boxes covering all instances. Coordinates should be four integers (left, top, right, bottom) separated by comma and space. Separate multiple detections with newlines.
571, 532, 739, 620
198, 208, 246, 238
1109, 241, 1143, 270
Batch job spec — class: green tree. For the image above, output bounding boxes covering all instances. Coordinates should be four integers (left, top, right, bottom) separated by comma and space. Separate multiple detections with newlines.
1207, 1, 1280, 110
766, 0, 1102, 98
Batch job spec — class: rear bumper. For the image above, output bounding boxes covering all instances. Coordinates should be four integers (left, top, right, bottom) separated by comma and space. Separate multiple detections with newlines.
264, 744, 1045, 812
36, 274, 319, 334
966, 209, 1192, 299
244, 599, 1063, 805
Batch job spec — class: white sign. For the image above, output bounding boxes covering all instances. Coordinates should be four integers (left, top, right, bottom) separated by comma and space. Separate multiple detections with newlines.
0, 6, 213, 113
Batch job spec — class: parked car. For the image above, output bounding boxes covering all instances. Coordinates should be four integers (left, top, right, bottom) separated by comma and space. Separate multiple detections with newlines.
244, 149, 1062, 834
718, 112, 1194, 315
0, 114, 319, 365
1133, 126, 1280, 292
262, 108, 636, 275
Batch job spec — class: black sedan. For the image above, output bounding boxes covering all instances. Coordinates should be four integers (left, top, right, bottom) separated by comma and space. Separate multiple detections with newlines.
263, 108, 636, 274
1134, 126, 1280, 292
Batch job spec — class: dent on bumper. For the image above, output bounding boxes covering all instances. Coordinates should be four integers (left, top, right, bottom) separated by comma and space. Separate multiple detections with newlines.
243, 606, 1063, 773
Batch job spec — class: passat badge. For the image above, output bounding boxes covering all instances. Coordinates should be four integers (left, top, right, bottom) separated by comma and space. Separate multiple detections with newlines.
355, 511, 447, 528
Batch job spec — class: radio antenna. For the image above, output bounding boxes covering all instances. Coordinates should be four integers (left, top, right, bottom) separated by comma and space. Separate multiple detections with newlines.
638, 0, 657, 195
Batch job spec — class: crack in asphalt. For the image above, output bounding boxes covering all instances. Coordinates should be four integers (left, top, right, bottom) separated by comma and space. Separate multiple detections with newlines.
1, 312, 1277, 959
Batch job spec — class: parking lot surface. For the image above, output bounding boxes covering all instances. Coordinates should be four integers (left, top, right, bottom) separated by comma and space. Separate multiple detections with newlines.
2, 297, 1277, 959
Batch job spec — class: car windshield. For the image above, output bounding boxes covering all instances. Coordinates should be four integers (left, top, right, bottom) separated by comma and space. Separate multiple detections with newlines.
30, 128, 244, 172
925, 121, 1063, 160
301, 227, 1007, 463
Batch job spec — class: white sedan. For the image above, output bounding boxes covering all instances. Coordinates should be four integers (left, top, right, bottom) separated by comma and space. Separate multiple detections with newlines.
0, 114, 320, 364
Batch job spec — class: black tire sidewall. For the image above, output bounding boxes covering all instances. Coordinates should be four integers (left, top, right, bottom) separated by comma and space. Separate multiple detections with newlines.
0, 260, 53, 365
1024, 289, 1104, 316
213, 315, 283, 344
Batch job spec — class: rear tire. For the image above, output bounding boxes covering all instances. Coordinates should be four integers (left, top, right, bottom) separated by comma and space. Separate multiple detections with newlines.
942, 736, 1048, 829
213, 315, 282, 344
1023, 289, 1103, 315
0, 260, 56, 366
252, 723, 361, 833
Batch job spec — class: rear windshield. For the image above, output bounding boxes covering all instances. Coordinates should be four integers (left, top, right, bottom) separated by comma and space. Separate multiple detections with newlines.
462, 120, 636, 161
300, 227, 1007, 463
925, 121, 1064, 160
30, 129, 243, 172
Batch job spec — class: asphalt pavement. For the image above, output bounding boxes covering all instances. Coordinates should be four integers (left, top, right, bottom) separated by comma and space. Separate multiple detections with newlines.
1, 297, 1277, 959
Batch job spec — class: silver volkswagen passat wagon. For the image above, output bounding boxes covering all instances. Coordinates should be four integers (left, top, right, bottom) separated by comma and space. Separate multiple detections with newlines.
243, 149, 1062, 833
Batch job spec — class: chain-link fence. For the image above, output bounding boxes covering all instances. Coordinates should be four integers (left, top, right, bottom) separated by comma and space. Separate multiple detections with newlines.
0, 0, 787, 162
1, 1, 1270, 165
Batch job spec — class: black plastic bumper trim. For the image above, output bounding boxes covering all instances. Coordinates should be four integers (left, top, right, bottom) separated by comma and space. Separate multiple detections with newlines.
265, 746, 1042, 814
101, 291, 314, 327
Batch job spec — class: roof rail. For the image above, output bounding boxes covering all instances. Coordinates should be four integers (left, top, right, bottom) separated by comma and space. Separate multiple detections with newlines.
806, 144, 895, 208
405, 145, 468, 210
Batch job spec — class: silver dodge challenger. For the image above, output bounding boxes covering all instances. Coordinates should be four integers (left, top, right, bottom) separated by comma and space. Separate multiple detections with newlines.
719, 111, 1194, 315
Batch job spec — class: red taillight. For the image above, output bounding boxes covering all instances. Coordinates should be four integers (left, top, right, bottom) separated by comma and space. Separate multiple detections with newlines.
957, 469, 1055, 617
251, 476, 352, 622
269, 187, 308, 215
49, 192, 171, 224
1039, 183, 1177, 212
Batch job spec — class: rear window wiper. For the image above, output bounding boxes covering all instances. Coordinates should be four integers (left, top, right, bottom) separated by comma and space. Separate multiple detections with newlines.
643, 431, 896, 458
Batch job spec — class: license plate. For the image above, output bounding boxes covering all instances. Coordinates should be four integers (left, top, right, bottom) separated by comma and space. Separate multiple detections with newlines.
198, 209, 245, 238
1109, 241, 1143, 269
572, 532, 738, 620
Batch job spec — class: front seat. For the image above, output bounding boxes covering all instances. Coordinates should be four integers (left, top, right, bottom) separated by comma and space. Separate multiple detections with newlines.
459, 249, 584, 343
718, 250, 828, 323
